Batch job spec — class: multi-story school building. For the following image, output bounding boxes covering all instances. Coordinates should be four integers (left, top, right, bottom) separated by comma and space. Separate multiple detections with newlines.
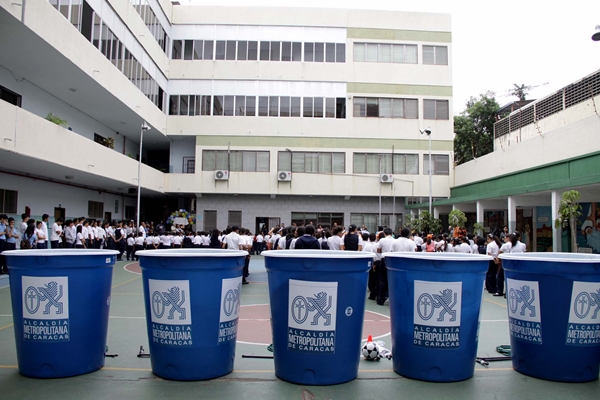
0, 0, 454, 234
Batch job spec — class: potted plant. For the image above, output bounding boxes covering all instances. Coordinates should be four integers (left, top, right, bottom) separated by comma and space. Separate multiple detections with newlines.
102, 137, 115, 149
448, 209, 467, 236
555, 190, 582, 253
473, 222, 485, 236
46, 113, 68, 127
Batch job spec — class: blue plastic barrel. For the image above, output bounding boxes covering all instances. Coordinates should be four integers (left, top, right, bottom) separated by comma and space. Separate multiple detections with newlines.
4, 249, 118, 378
500, 252, 600, 382
136, 249, 247, 381
263, 250, 373, 385
384, 252, 491, 382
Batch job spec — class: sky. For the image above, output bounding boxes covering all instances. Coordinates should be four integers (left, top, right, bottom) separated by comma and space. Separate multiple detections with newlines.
184, 0, 600, 113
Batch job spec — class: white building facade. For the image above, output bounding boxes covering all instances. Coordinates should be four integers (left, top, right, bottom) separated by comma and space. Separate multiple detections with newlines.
0, 0, 453, 232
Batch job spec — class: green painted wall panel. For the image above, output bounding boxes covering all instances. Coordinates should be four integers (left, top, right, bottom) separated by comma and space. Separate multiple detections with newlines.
348, 82, 452, 97
347, 27, 452, 43
195, 135, 453, 151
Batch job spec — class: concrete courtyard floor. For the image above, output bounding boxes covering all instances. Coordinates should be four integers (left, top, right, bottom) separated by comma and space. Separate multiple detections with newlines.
0, 256, 599, 400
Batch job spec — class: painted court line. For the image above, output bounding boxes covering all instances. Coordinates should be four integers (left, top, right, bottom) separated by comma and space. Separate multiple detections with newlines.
484, 298, 507, 308
111, 276, 141, 289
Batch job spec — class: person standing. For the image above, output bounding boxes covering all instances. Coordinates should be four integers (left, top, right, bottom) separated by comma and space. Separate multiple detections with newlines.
294, 225, 320, 249
50, 218, 63, 249
75, 225, 86, 248
5, 218, 19, 270
224, 226, 248, 284
35, 220, 47, 249
41, 214, 50, 249
64, 220, 75, 248
0, 214, 7, 273
393, 228, 417, 252
343, 224, 363, 251
327, 226, 345, 250
375, 228, 395, 306
485, 234, 501, 294
113, 222, 125, 261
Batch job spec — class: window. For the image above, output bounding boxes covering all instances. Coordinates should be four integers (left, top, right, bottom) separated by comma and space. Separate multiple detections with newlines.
303, 97, 313, 117
336, 43, 345, 62
423, 154, 450, 175
270, 41, 280, 61
353, 97, 418, 118
291, 212, 343, 229
179, 95, 189, 116
304, 42, 313, 62
336, 98, 346, 119
258, 96, 268, 116
280, 96, 290, 117
354, 42, 417, 64
224, 95, 234, 116
226, 40, 236, 60
235, 96, 245, 116
172, 40, 182, 59
260, 41, 270, 61
314, 43, 324, 62
0, 189, 17, 213
278, 152, 345, 174
247, 41, 258, 60
291, 97, 301, 117
292, 42, 302, 61
183, 157, 195, 173
184, 40, 193, 60
1, 85, 22, 107
228, 211, 242, 227
213, 95, 224, 116
281, 42, 291, 61
215, 40, 226, 60
201, 95, 211, 115
269, 96, 279, 117
204, 210, 217, 231
313, 97, 323, 118
325, 98, 335, 118
246, 96, 256, 116
423, 99, 449, 120
326, 43, 335, 62
202, 150, 270, 172
237, 41, 247, 60
353, 153, 419, 175
88, 201, 104, 219
423, 45, 448, 65
351, 213, 401, 233
203, 40, 214, 60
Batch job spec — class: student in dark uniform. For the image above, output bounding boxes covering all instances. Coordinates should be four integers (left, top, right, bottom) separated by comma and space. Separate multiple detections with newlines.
294, 225, 320, 249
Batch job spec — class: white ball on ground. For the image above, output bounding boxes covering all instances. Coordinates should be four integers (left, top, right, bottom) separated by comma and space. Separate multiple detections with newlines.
362, 341, 380, 360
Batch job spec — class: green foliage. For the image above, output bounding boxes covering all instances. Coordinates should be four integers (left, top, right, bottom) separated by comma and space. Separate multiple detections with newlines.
555, 190, 582, 229
453, 91, 499, 166
473, 222, 485, 236
46, 113, 68, 127
509, 84, 529, 101
448, 209, 467, 229
417, 210, 442, 235
404, 214, 417, 231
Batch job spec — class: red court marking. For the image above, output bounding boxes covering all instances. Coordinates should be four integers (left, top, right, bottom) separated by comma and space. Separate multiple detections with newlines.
125, 262, 141, 275
237, 304, 390, 345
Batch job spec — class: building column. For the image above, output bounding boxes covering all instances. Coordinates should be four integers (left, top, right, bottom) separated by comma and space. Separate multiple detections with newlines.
433, 207, 440, 219
551, 190, 562, 252
507, 196, 518, 233
476, 201, 485, 226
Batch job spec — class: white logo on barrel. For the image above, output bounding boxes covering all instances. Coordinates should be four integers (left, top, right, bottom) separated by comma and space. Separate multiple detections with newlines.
566, 281, 600, 346
219, 277, 242, 344
506, 278, 542, 344
413, 280, 461, 348
22, 276, 70, 342
149, 279, 192, 346
288, 280, 337, 353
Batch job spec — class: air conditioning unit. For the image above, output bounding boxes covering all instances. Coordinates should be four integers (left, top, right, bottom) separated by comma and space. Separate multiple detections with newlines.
380, 174, 394, 183
278, 171, 292, 182
215, 170, 229, 180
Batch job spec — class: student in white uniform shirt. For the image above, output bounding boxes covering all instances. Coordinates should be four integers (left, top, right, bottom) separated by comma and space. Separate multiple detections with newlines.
162, 234, 173, 249
96, 224, 106, 249
134, 233, 145, 260
75, 225, 86, 248
393, 228, 417, 252
50, 218, 63, 249
172, 233, 183, 248
327, 226, 344, 250
201, 232, 210, 247
193, 232, 203, 248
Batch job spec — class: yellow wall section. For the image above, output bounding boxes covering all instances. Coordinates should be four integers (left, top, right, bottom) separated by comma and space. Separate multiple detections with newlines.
195, 135, 453, 151
347, 28, 452, 43
348, 83, 453, 97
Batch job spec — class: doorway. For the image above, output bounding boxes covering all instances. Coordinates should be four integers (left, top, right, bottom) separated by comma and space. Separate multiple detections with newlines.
104, 212, 112, 222
54, 207, 65, 221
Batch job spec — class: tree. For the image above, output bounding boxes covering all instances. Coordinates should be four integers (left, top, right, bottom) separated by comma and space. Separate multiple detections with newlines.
417, 211, 442, 235
555, 190, 582, 253
509, 84, 529, 101
454, 91, 500, 166
448, 210, 467, 230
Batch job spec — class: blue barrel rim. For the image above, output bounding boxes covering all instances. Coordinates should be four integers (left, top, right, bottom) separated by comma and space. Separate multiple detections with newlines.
262, 250, 375, 259
499, 252, 600, 263
383, 252, 493, 262
3, 249, 119, 257
136, 249, 248, 258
